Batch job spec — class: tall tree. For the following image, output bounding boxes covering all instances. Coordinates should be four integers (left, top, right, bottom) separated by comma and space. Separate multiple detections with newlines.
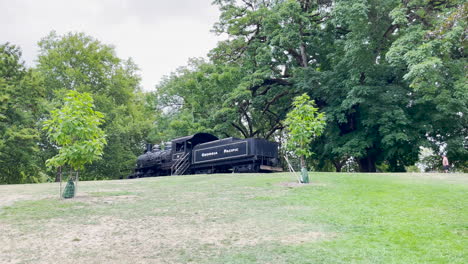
387, 0, 467, 170
210, 0, 422, 171
208, 0, 331, 139
37, 32, 153, 179
0, 43, 45, 184
153, 58, 244, 140
311, 0, 427, 172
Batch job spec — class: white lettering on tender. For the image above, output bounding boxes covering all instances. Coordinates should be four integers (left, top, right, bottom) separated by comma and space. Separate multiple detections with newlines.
201, 152, 218, 157
224, 148, 239, 153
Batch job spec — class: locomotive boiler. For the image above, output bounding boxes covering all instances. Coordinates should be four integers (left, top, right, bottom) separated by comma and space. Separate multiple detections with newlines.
131, 133, 282, 178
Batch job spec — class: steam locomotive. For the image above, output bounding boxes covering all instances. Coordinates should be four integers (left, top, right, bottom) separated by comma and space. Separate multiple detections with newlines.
130, 133, 282, 178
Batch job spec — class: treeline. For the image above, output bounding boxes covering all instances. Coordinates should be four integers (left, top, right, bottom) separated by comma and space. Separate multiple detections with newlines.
150, 0, 467, 172
0, 0, 466, 184
0, 32, 154, 184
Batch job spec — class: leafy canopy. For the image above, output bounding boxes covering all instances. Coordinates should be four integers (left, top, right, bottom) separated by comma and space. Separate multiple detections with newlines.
0, 43, 45, 184
37, 31, 152, 179
43, 90, 107, 170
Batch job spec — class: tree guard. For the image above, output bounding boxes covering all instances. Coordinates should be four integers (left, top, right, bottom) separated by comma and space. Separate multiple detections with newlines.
62, 178, 75, 199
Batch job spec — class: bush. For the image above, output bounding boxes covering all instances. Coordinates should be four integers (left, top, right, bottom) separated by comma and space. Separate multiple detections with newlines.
406, 165, 420, 173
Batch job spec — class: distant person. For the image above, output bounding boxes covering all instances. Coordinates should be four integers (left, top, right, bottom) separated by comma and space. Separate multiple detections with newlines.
442, 155, 449, 173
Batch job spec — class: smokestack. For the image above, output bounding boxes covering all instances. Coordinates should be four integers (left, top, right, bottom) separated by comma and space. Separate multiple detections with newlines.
145, 143, 153, 153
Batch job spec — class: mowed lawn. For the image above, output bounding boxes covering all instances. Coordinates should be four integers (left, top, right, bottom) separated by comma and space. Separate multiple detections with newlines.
0, 173, 466, 264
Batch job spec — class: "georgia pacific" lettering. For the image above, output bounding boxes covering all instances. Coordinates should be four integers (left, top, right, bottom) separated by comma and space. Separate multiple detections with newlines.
201, 152, 218, 157
224, 148, 239, 153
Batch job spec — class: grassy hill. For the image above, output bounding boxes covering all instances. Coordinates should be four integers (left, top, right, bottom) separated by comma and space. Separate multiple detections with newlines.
0, 172, 466, 264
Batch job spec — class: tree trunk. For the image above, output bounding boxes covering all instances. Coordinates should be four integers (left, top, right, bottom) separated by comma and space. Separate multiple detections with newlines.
55, 166, 62, 182
75, 170, 79, 194
299, 43, 308, 67
334, 163, 342, 172
300, 155, 309, 183
358, 156, 376, 172
58, 166, 62, 199
332, 159, 345, 172
388, 158, 406, 172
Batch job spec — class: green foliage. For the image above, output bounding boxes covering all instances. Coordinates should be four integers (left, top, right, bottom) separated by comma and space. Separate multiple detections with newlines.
43, 90, 106, 170
37, 31, 120, 100
209, 0, 318, 138
0, 43, 46, 184
406, 165, 421, 173
152, 0, 466, 173
386, 1, 467, 168
304, 0, 431, 172
285, 93, 326, 166
152, 58, 243, 140
37, 32, 153, 179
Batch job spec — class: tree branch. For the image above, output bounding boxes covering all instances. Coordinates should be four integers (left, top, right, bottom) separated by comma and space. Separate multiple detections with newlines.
383, 24, 399, 39
231, 122, 248, 138
251, 78, 291, 96
262, 90, 289, 114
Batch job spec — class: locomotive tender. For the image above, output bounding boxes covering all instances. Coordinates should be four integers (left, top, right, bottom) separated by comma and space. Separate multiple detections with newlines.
131, 133, 282, 178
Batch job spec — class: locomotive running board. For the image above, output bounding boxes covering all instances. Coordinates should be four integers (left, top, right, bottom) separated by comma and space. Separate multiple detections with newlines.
260, 165, 283, 172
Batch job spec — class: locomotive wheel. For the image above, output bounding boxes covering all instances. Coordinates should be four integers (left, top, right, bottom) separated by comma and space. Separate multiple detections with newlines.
252, 164, 260, 173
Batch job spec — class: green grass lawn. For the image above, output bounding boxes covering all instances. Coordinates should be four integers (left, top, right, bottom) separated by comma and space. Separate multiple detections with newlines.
0, 172, 466, 264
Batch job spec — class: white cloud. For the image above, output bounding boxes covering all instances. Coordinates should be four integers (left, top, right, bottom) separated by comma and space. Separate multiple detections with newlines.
0, 0, 222, 91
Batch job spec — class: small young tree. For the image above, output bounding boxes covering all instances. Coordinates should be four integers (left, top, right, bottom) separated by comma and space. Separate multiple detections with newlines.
44, 90, 106, 198
284, 94, 326, 183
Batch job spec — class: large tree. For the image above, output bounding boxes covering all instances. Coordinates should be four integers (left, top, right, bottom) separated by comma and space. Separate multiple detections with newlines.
0, 43, 45, 184
293, 0, 432, 172
152, 58, 243, 140
37, 32, 153, 179
386, 0, 467, 170
155, 0, 332, 140
209, 0, 423, 171
208, 0, 325, 139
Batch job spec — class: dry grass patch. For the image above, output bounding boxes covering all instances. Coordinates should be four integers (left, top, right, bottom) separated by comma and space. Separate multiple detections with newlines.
277, 181, 327, 188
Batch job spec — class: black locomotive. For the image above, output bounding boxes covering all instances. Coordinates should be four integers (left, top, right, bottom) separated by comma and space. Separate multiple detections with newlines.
130, 133, 282, 178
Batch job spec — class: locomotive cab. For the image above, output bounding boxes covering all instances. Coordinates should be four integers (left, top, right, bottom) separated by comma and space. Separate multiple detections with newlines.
171, 133, 219, 161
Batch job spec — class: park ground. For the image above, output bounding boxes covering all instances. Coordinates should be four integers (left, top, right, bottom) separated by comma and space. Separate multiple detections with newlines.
0, 172, 466, 264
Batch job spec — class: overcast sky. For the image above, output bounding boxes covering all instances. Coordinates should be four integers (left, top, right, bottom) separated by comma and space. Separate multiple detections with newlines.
1, 0, 222, 91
